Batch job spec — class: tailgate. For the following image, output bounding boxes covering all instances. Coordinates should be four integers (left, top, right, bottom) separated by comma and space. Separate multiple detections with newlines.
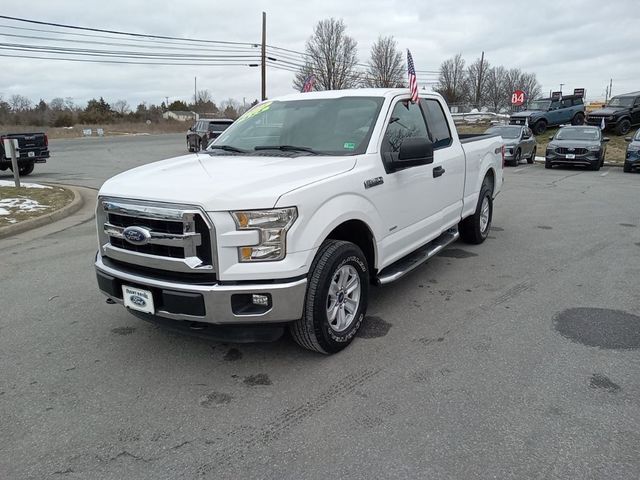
11, 133, 47, 149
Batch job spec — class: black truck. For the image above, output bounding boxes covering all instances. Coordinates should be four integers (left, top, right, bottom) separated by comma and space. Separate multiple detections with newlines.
0, 132, 50, 176
586, 91, 640, 135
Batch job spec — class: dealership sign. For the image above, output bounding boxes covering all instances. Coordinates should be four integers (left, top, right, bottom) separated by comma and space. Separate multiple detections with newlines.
511, 90, 525, 106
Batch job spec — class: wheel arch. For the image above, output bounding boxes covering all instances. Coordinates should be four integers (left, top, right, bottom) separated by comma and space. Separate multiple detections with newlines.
325, 219, 377, 278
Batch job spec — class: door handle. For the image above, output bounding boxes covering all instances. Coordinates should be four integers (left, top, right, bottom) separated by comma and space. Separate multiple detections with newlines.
433, 166, 445, 178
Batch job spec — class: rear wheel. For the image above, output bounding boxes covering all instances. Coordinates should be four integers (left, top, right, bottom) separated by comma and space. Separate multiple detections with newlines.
623, 163, 632, 173
571, 112, 585, 125
290, 240, 369, 354
527, 147, 536, 164
12, 161, 35, 176
616, 119, 631, 136
533, 120, 547, 135
459, 178, 493, 245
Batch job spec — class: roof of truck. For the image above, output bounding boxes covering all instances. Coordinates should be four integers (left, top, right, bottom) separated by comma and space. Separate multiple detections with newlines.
273, 88, 441, 102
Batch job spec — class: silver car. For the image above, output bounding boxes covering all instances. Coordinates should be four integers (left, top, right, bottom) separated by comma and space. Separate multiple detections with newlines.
484, 125, 537, 166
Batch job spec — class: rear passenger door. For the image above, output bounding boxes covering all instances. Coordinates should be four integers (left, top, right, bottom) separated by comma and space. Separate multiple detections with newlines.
421, 98, 466, 229
632, 97, 640, 125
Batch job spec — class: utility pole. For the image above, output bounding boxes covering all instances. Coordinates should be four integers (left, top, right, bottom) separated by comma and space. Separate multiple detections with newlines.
261, 11, 267, 101
194, 77, 197, 109
559, 83, 564, 95
475, 51, 484, 109
608, 78, 613, 101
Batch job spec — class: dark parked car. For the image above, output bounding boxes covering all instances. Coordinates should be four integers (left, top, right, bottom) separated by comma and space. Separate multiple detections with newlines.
484, 125, 537, 165
510, 95, 585, 135
0, 132, 50, 176
545, 126, 608, 171
624, 130, 640, 172
586, 92, 640, 135
186, 118, 234, 152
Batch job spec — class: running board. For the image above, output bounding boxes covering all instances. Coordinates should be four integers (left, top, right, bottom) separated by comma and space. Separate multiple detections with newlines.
376, 228, 460, 285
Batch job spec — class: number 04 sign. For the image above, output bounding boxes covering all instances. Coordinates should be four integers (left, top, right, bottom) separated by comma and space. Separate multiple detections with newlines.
511, 90, 525, 106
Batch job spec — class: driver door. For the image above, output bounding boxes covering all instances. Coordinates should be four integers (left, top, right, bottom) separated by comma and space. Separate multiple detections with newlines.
368, 97, 443, 265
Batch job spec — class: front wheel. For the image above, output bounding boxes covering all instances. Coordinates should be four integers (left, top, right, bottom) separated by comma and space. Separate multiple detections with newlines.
616, 119, 631, 136
571, 112, 585, 125
545, 160, 552, 169
623, 163, 632, 173
533, 120, 547, 135
512, 149, 521, 166
290, 240, 369, 354
459, 179, 493, 245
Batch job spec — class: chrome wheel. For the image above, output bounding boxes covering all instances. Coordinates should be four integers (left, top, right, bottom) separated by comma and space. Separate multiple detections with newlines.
326, 265, 361, 333
479, 196, 490, 234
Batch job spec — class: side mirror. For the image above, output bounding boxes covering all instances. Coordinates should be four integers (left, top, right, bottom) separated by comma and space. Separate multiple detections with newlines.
548, 136, 554, 141
625, 137, 632, 142
188, 126, 194, 132
393, 137, 434, 169
602, 137, 610, 143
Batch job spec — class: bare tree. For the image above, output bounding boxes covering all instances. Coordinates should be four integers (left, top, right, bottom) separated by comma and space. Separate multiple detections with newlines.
364, 36, 405, 88
112, 99, 130, 115
49, 97, 66, 111
503, 68, 541, 111
293, 18, 360, 91
467, 54, 490, 108
434, 53, 469, 106
9, 94, 32, 112
484, 66, 508, 112
194, 89, 212, 104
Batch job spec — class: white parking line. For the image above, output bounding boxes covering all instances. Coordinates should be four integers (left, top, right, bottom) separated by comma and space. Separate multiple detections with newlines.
600, 169, 610, 177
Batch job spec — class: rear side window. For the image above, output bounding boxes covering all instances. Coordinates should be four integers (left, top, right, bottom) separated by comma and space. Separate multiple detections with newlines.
422, 99, 452, 149
561, 99, 573, 108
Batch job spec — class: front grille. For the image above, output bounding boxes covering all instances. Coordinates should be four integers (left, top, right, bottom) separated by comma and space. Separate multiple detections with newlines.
586, 117, 605, 125
98, 198, 216, 274
557, 147, 588, 155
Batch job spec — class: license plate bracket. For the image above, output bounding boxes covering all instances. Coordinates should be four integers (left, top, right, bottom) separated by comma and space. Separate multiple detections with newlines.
566, 153, 575, 159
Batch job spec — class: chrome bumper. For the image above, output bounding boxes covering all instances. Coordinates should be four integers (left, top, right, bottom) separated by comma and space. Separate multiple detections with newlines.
95, 253, 306, 325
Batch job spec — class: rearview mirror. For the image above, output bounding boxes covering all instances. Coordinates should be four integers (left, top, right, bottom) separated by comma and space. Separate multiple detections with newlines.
392, 137, 434, 170
625, 137, 632, 142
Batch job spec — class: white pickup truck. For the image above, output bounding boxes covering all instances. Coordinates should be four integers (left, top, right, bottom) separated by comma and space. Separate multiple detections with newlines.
95, 88, 503, 354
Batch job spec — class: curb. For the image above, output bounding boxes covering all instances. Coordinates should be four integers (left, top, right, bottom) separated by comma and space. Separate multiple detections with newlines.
533, 156, 623, 167
0, 184, 84, 239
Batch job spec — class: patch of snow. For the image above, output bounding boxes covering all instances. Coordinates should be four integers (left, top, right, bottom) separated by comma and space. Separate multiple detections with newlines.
0, 180, 51, 189
0, 207, 9, 215
0, 198, 47, 212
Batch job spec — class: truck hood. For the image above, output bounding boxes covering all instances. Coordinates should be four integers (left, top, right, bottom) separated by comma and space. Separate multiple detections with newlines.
549, 139, 600, 149
99, 153, 356, 211
587, 107, 625, 116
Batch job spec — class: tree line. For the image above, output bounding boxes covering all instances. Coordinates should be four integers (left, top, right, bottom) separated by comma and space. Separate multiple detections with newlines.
0, 90, 257, 127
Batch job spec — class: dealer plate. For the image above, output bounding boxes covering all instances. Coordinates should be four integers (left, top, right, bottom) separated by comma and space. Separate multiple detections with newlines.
565, 154, 575, 159
28, 151, 35, 157
122, 285, 154, 314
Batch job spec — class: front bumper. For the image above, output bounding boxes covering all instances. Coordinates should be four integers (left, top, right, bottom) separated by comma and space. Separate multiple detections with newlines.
95, 252, 306, 325
546, 152, 600, 167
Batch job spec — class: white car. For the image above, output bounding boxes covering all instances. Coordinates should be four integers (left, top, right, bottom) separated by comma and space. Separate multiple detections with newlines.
95, 88, 504, 354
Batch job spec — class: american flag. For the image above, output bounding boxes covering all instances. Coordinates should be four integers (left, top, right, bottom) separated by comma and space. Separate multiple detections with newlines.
407, 50, 418, 103
301, 74, 315, 93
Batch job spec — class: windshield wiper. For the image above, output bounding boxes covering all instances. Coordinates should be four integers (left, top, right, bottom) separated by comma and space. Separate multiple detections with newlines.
207, 144, 247, 153
254, 145, 320, 155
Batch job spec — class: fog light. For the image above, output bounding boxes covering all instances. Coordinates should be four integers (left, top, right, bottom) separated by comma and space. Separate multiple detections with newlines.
252, 294, 270, 306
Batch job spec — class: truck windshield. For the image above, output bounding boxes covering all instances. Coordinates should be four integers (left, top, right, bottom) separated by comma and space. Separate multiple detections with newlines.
210, 97, 385, 156
607, 96, 634, 107
555, 128, 600, 141
528, 100, 551, 111
485, 126, 521, 139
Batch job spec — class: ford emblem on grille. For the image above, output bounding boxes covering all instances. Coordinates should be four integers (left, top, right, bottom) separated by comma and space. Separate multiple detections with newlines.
122, 226, 151, 245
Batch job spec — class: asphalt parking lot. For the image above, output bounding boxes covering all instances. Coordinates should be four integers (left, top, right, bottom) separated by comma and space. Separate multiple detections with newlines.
1, 135, 639, 479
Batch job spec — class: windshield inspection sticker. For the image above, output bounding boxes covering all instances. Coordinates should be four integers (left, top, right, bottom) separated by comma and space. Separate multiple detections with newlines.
343, 142, 356, 150
235, 101, 272, 123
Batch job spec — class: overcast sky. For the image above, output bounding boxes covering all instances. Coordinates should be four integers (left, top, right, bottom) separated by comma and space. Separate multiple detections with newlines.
2, 0, 639, 108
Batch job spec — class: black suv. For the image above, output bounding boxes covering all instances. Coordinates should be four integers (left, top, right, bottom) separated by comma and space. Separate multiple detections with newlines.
186, 118, 234, 152
586, 92, 640, 135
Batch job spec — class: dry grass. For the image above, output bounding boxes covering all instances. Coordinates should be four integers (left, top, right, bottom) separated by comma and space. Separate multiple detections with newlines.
0, 184, 74, 227
4, 121, 189, 139
455, 123, 636, 164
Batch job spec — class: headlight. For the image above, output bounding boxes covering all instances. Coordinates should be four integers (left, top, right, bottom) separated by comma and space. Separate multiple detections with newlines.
606, 116, 614, 121
231, 207, 297, 262
628, 145, 640, 152
587, 146, 601, 151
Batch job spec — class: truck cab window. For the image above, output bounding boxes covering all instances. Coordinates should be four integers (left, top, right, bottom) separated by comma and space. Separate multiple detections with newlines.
382, 100, 428, 154
422, 99, 453, 149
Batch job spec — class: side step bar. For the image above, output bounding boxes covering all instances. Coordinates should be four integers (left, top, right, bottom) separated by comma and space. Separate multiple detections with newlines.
376, 228, 460, 285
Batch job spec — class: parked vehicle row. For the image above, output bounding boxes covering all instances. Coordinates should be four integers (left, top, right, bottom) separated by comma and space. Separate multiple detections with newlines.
0, 132, 50, 176
95, 88, 504, 354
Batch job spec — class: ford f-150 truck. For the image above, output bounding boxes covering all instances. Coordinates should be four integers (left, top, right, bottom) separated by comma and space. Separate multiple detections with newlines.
95, 89, 503, 354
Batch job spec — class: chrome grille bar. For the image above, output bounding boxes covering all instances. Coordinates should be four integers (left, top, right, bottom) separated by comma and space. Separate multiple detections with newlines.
104, 223, 202, 249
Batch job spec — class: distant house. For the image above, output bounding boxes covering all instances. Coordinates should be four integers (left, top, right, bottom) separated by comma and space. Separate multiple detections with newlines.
163, 111, 198, 122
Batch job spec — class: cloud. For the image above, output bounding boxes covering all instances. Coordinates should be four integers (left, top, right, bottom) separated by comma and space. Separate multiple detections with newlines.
0, 0, 637, 107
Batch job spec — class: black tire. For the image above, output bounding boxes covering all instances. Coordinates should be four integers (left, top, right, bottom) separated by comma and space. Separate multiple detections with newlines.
616, 119, 631, 136
571, 112, 585, 125
545, 160, 552, 169
17, 161, 34, 176
512, 149, 521, 166
459, 178, 493, 245
527, 147, 536, 164
623, 163, 632, 173
187, 141, 194, 153
590, 160, 600, 171
533, 120, 547, 135
290, 240, 369, 354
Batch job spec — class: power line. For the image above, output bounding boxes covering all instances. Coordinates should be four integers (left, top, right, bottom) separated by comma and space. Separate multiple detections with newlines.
0, 52, 258, 66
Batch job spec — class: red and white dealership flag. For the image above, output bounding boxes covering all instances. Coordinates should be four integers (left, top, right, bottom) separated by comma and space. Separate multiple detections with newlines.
407, 50, 418, 103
